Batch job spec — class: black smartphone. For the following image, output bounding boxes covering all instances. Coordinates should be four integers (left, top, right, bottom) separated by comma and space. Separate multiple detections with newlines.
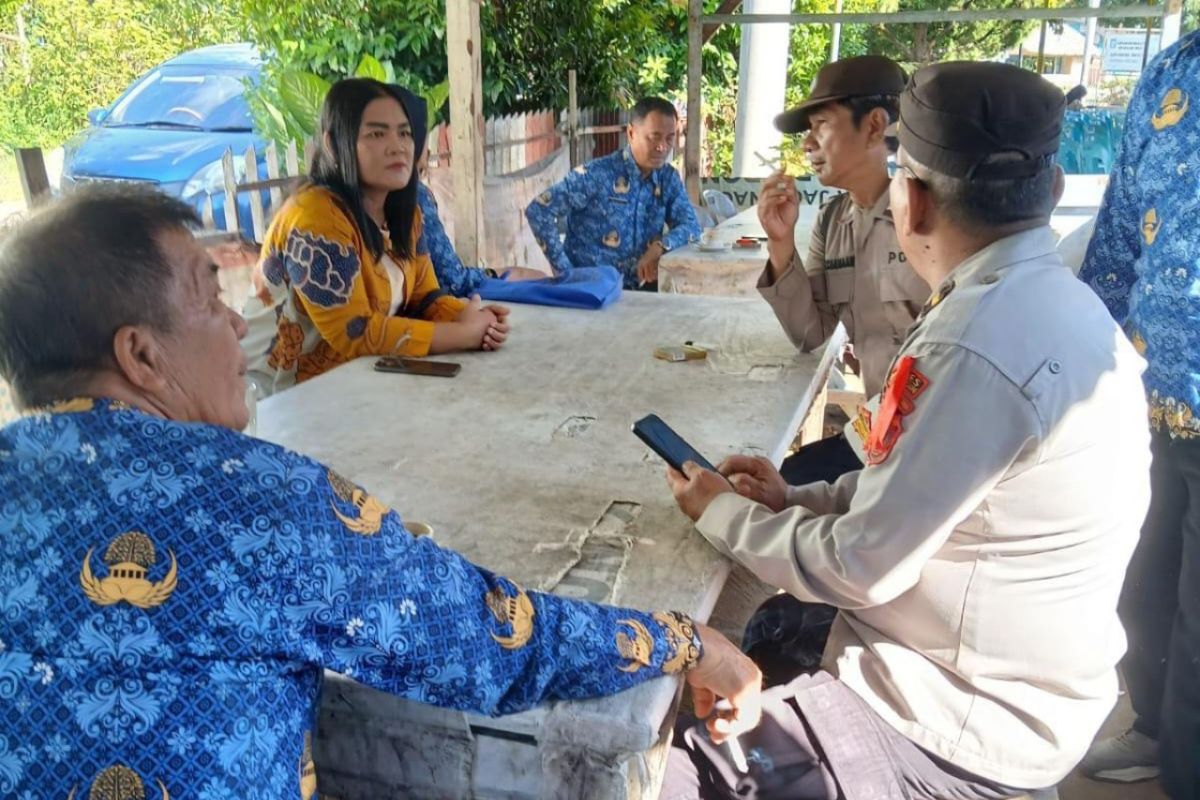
373, 357, 461, 378
632, 414, 716, 473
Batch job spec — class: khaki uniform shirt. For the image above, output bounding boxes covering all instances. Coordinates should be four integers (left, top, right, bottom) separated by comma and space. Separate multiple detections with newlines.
758, 192, 929, 397
698, 227, 1151, 787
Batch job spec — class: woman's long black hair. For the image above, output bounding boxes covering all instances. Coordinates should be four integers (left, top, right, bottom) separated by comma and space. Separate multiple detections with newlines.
308, 78, 429, 261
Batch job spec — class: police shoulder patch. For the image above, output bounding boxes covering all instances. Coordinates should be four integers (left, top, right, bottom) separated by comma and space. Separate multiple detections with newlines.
864, 356, 929, 466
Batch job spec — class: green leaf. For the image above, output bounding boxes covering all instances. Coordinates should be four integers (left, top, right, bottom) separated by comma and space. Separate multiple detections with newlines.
354, 53, 388, 81
278, 71, 330, 138
421, 79, 450, 128
262, 98, 290, 142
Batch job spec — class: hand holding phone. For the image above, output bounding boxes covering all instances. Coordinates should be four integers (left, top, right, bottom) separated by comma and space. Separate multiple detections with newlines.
632, 414, 715, 473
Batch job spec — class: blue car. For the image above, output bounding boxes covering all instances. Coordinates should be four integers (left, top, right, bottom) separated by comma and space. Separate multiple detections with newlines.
60, 43, 269, 234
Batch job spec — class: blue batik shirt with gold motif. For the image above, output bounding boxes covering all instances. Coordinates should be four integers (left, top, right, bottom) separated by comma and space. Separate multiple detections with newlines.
416, 182, 489, 298
1081, 31, 1200, 439
0, 399, 702, 798
525, 147, 701, 289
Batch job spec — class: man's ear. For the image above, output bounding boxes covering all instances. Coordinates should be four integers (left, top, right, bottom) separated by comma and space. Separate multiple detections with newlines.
901, 173, 934, 237
111, 326, 171, 394
1051, 164, 1066, 208
866, 107, 890, 147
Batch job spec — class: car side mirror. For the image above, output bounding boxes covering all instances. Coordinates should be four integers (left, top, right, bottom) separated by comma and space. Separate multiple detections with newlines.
87, 107, 109, 126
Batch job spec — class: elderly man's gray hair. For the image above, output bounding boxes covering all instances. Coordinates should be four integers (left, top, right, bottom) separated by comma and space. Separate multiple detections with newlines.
0, 184, 200, 409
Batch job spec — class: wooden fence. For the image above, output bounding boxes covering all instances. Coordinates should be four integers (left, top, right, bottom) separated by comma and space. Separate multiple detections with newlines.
204, 104, 632, 246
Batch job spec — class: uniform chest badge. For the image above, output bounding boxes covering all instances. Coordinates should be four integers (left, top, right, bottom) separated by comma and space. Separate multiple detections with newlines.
1152, 88, 1189, 131
80, 532, 177, 609
68, 764, 169, 800
864, 356, 929, 466
603, 231, 622, 248
614, 176, 630, 194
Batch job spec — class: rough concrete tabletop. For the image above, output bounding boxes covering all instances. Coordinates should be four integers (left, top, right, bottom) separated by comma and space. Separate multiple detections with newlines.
255, 291, 837, 756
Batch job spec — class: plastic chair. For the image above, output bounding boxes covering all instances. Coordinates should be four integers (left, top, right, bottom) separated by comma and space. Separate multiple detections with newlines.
702, 189, 737, 223
692, 204, 717, 230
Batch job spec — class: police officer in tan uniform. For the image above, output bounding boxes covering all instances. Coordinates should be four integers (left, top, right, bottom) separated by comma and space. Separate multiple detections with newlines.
659, 62, 1151, 800
758, 56, 929, 488
744, 56, 930, 682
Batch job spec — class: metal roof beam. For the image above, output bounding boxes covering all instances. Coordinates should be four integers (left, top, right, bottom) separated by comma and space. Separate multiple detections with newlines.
704, 5, 1163, 26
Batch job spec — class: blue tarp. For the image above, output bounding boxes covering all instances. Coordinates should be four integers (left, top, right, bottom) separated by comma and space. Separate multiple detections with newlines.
476, 266, 623, 310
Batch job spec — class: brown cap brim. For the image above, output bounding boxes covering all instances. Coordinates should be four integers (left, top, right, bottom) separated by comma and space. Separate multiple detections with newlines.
774, 95, 848, 134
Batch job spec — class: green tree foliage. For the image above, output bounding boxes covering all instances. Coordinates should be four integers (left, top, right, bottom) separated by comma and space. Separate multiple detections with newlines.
0, 0, 241, 148
852, 0, 1048, 67
240, 0, 724, 116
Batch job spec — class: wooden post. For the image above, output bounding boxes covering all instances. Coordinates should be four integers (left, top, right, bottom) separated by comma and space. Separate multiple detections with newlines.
1035, 0, 1051, 73
15, 148, 50, 207
243, 146, 265, 243
446, 0, 486, 266
830, 0, 844, 61
685, 0, 703, 204
220, 148, 239, 233
285, 140, 300, 178
568, 69, 580, 168
265, 141, 283, 213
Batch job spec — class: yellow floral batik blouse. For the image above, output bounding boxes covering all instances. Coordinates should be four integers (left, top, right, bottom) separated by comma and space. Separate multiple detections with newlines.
243, 186, 466, 395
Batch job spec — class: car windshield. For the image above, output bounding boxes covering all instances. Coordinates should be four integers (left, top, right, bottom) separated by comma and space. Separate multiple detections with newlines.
104, 67, 254, 131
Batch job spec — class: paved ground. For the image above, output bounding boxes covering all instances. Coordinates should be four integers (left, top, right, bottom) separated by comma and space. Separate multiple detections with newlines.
1062, 689, 1167, 800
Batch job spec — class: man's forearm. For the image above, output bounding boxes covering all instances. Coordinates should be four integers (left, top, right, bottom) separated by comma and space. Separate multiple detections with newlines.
766, 239, 797, 284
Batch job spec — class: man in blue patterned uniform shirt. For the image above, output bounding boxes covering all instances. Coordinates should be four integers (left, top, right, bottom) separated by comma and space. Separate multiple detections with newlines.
525, 97, 701, 290
0, 185, 760, 798
416, 182, 545, 296
1078, 31, 1200, 797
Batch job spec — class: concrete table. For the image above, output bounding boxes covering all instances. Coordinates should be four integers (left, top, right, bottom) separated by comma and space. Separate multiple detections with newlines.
659, 205, 820, 298
255, 292, 840, 800
662, 188, 1105, 299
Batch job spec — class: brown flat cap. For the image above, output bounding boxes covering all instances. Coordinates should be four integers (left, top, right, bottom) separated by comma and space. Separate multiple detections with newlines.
898, 61, 1065, 179
775, 55, 907, 134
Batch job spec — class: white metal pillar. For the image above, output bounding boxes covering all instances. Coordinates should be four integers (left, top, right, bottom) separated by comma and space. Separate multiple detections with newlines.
1080, 0, 1100, 88
732, 0, 792, 178
1162, 0, 1183, 48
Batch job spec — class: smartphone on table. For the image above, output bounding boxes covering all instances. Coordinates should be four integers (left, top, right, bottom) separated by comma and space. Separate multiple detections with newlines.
373, 357, 461, 378
631, 414, 716, 473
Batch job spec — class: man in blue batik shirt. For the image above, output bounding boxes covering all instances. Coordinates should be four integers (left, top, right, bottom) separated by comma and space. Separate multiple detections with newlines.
525, 97, 701, 290
417, 183, 547, 297
0, 184, 760, 799
398, 82, 545, 297
1078, 30, 1200, 798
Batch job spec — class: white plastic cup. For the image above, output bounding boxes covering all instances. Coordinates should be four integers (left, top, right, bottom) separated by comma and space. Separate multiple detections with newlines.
406, 521, 435, 540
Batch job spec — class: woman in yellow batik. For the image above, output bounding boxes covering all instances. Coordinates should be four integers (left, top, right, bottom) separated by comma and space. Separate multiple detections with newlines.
243, 78, 511, 395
